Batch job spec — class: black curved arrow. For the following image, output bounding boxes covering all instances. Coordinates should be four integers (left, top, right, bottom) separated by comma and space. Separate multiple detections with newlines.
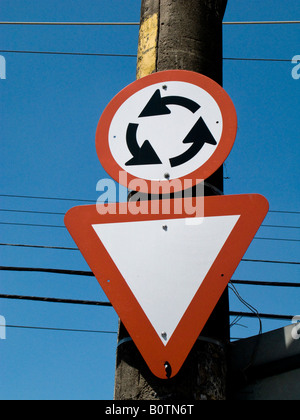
139, 89, 200, 118
169, 116, 217, 168
125, 123, 162, 166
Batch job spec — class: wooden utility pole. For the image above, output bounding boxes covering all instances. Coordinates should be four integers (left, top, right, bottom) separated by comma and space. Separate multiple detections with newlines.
114, 0, 229, 400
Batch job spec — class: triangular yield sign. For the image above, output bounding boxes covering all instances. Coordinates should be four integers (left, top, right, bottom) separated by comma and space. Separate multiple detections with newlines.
65, 194, 269, 379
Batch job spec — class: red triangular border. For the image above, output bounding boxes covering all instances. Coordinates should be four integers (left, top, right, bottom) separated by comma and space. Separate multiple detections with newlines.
65, 194, 269, 378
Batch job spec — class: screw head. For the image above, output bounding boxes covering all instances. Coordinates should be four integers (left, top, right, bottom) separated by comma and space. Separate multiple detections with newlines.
161, 332, 167, 340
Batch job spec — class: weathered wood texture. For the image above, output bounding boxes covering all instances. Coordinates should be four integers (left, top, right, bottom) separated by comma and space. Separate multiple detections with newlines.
114, 323, 227, 400
114, 0, 229, 400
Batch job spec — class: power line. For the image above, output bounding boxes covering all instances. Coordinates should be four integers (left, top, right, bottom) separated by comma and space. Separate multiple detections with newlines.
232, 280, 300, 288
1, 209, 299, 229
1, 270, 299, 288
0, 279, 298, 308
0, 49, 294, 63
0, 314, 293, 338
0, 257, 299, 280
0, 266, 95, 276
2, 317, 291, 338
1, 323, 117, 335
269, 210, 300, 215
0, 208, 65, 216
0, 49, 137, 58
254, 237, 300, 243
223, 20, 300, 25
229, 311, 294, 321
1, 224, 298, 242
1, 235, 299, 253
241, 258, 299, 265
224, 57, 292, 63
1, 211, 299, 241
229, 282, 262, 336
0, 294, 112, 307
0, 295, 296, 332
0, 21, 140, 26
0, 243, 79, 251
0, 193, 95, 203
1, 229, 298, 244
0, 222, 62, 229
0, 194, 300, 214
1, 193, 299, 215
0, 20, 299, 26
0, 317, 285, 337
261, 224, 300, 229
0, 221, 66, 229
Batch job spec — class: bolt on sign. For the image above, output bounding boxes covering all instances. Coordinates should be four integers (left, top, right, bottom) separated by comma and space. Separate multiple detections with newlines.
65, 70, 269, 379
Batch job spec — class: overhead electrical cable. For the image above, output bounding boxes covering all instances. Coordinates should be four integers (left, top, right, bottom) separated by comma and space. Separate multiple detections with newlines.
229, 281, 262, 336
0, 20, 299, 26
0, 282, 299, 309
0, 208, 65, 216
255, 237, 300, 243
0, 266, 95, 276
0, 221, 66, 228
0, 295, 294, 322
231, 280, 300, 288
1, 228, 298, 242
0, 243, 79, 251
0, 294, 112, 306
0, 49, 293, 62
1, 212, 299, 230
229, 311, 294, 321
1, 324, 117, 335
0, 193, 95, 202
261, 224, 300, 229
0, 49, 137, 58
0, 239, 298, 251
0, 21, 141, 26
0, 317, 293, 334
1, 194, 299, 215
0, 258, 299, 280
241, 259, 299, 265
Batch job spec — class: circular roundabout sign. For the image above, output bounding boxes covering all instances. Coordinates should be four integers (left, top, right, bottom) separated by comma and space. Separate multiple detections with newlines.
96, 70, 237, 193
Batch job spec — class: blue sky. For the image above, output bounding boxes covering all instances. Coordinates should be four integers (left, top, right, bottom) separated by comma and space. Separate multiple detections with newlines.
0, 0, 299, 400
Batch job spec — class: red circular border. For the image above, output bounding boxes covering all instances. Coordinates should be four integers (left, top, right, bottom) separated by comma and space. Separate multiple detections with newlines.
96, 70, 237, 193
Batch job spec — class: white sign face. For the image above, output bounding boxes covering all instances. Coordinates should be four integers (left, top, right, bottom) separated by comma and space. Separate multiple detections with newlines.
92, 214, 239, 345
108, 81, 223, 181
